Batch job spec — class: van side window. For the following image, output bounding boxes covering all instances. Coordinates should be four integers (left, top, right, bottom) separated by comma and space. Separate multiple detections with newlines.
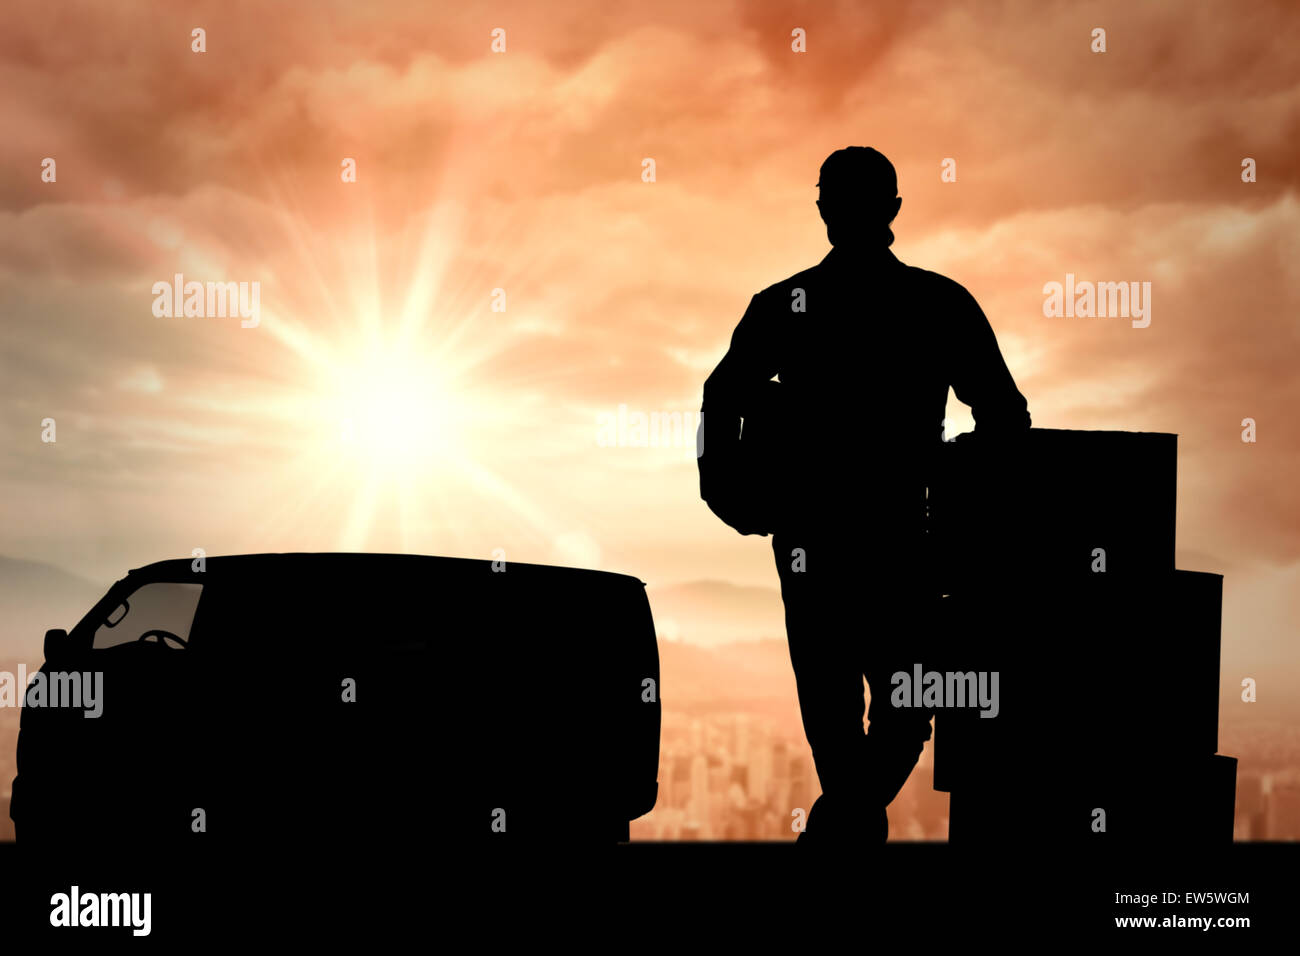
93, 582, 204, 650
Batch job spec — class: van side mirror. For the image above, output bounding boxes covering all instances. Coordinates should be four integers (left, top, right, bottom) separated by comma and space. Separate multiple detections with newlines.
44, 628, 69, 664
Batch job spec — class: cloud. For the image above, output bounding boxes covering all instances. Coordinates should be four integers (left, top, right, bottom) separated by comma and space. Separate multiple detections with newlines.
0, 0, 1297, 646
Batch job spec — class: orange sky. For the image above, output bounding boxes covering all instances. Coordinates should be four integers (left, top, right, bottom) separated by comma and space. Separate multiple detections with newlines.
1, 1, 1298, 711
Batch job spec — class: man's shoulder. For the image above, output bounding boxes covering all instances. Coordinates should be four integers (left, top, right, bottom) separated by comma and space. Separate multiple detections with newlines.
753, 262, 825, 302
746, 255, 977, 319
895, 260, 971, 300
753, 254, 970, 296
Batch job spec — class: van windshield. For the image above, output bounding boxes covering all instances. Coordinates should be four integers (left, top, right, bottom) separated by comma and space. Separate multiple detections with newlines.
92, 581, 204, 650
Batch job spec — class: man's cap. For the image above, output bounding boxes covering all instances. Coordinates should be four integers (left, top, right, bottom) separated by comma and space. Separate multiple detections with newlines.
816, 147, 897, 198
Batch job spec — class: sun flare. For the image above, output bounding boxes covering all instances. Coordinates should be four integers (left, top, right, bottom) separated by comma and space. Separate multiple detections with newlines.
232, 185, 572, 557
329, 340, 466, 473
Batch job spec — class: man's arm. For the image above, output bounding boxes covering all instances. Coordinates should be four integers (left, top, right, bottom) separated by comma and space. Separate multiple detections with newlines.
699, 292, 778, 507
948, 283, 1031, 435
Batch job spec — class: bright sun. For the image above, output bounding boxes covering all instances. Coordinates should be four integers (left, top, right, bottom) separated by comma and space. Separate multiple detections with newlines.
244, 193, 566, 555
331, 343, 464, 472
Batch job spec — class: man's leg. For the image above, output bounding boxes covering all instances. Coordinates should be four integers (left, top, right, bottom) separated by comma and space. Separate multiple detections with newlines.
862, 635, 934, 808
862, 542, 937, 810
773, 533, 882, 840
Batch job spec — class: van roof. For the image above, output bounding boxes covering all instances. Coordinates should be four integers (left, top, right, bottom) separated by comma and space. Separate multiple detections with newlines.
125, 552, 646, 588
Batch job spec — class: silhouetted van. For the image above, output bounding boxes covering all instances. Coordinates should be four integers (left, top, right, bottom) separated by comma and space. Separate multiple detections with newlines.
10, 553, 661, 853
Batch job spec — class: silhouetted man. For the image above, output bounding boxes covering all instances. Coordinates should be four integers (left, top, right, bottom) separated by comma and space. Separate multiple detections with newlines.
699, 146, 1030, 843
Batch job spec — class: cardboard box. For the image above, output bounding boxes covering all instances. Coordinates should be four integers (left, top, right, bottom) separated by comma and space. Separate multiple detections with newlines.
931, 570, 1223, 791
929, 429, 1177, 587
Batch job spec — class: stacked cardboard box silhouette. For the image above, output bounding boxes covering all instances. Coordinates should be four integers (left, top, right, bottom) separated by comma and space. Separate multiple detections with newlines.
927, 429, 1236, 844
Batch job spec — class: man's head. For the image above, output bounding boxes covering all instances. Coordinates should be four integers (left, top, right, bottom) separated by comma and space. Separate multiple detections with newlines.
816, 147, 901, 248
